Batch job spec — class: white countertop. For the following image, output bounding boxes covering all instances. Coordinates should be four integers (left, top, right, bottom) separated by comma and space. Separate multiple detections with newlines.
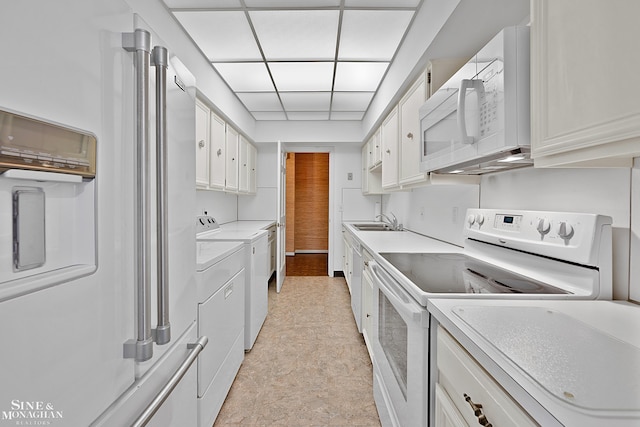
196, 240, 244, 272
428, 298, 640, 427
343, 222, 460, 254
219, 220, 276, 232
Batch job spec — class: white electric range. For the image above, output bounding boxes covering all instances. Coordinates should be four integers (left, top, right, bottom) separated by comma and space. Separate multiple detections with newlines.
363, 209, 613, 427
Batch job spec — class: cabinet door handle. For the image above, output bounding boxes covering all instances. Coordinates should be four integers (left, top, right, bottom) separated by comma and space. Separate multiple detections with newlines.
407, 132, 413, 139
464, 394, 493, 427
198, 140, 205, 148
386, 149, 391, 154
217, 148, 222, 156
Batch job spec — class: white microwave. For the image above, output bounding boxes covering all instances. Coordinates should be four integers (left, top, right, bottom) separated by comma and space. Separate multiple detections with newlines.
420, 26, 531, 175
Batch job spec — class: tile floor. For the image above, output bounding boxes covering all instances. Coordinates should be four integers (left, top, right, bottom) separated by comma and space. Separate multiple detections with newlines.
213, 276, 381, 426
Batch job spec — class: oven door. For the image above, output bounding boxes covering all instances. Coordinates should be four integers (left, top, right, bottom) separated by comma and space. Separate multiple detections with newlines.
368, 260, 429, 427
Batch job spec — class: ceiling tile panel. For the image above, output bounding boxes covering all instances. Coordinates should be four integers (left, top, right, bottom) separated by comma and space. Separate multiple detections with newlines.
344, 0, 421, 7
287, 112, 331, 121
167, 0, 423, 121
237, 92, 283, 111
165, 0, 242, 8
331, 92, 374, 111
280, 92, 331, 111
339, 10, 414, 60
245, 0, 341, 6
334, 62, 389, 91
249, 10, 339, 60
269, 62, 334, 91
174, 11, 262, 61
213, 63, 275, 91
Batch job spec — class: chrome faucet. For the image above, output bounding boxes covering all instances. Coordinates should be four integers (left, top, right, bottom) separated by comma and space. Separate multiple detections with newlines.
376, 212, 402, 231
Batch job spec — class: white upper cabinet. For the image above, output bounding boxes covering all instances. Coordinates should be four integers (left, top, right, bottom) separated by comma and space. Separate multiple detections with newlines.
381, 106, 400, 190
195, 98, 256, 194
195, 99, 210, 188
531, 0, 640, 167
225, 125, 239, 192
209, 112, 226, 189
399, 74, 427, 186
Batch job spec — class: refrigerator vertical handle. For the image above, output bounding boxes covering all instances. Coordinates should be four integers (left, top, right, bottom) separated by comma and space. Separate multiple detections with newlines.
152, 46, 171, 346
457, 79, 484, 145
122, 29, 154, 362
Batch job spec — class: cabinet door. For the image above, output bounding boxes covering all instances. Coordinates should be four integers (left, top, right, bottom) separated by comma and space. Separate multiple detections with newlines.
248, 143, 257, 194
381, 107, 399, 189
361, 263, 374, 358
399, 75, 427, 185
195, 100, 210, 188
531, 0, 640, 167
225, 125, 239, 192
372, 127, 382, 166
209, 113, 226, 189
434, 383, 469, 427
238, 135, 249, 193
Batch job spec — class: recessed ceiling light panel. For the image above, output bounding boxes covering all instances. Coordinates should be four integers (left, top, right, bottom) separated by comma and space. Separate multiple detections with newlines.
331, 92, 374, 111
250, 10, 339, 60
280, 92, 331, 111
214, 63, 275, 91
237, 92, 283, 111
334, 62, 389, 91
269, 62, 334, 91
174, 11, 262, 61
339, 10, 414, 61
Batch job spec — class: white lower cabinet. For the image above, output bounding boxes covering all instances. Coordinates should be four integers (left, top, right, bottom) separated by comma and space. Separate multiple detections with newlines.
434, 383, 469, 427
436, 326, 537, 427
360, 249, 374, 358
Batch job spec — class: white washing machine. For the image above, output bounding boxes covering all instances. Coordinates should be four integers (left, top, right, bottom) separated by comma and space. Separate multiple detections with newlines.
196, 216, 269, 351
195, 240, 245, 427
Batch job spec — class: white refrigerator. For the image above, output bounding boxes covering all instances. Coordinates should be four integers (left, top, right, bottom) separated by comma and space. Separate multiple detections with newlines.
0, 1, 201, 426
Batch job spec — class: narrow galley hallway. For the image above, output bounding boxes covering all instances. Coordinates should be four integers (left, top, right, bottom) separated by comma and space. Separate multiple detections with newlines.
213, 275, 381, 426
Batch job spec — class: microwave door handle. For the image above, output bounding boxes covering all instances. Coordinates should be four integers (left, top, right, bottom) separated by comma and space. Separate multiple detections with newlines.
457, 79, 485, 144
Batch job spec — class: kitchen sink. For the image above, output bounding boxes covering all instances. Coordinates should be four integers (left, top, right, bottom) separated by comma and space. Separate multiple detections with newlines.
353, 223, 396, 231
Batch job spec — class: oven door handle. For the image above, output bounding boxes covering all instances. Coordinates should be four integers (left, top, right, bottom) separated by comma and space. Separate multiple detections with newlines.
369, 261, 423, 320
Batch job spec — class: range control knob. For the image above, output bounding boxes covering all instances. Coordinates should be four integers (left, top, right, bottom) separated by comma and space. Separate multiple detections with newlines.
536, 218, 551, 235
557, 221, 574, 240
467, 215, 476, 226
475, 214, 485, 225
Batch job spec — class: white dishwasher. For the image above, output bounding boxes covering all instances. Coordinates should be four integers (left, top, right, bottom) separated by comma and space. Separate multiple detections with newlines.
197, 216, 270, 351
196, 240, 245, 427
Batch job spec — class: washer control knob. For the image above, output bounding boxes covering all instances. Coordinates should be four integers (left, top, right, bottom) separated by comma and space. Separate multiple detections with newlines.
467, 215, 476, 226
536, 218, 551, 235
475, 214, 485, 225
557, 222, 574, 240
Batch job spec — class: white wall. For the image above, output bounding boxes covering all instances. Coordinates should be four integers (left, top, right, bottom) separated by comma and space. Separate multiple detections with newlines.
195, 190, 237, 225
382, 184, 480, 247
480, 167, 631, 300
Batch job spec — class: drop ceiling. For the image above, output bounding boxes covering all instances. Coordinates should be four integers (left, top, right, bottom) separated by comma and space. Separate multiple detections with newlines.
165, 0, 423, 121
